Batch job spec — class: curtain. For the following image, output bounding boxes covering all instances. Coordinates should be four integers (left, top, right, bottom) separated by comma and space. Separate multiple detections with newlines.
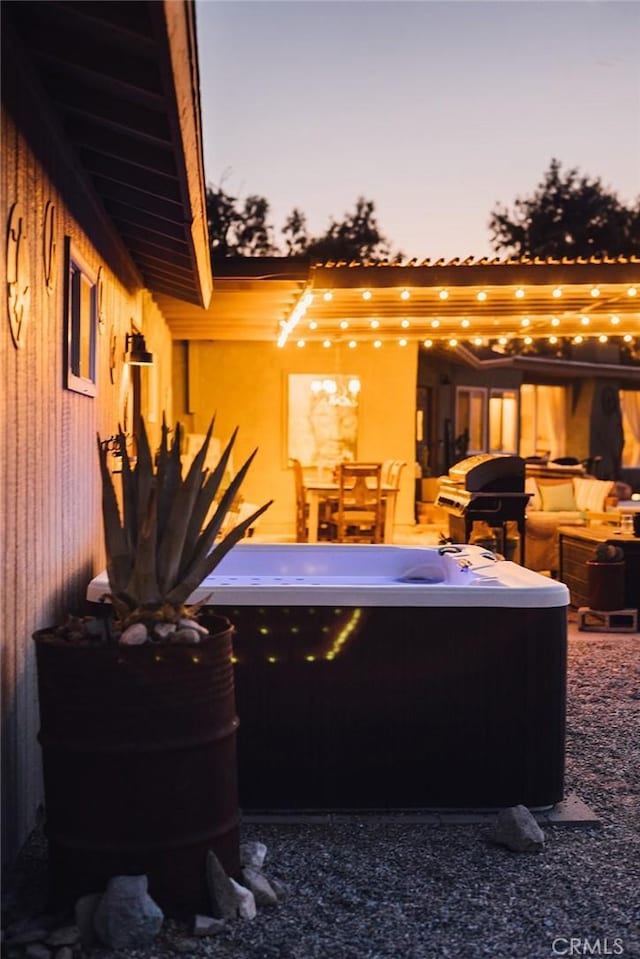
620, 391, 640, 466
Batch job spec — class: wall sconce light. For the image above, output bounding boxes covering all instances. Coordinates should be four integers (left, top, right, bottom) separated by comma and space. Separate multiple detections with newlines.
125, 332, 154, 365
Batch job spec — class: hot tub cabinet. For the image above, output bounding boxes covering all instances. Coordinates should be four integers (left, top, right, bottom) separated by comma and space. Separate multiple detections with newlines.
89, 544, 569, 810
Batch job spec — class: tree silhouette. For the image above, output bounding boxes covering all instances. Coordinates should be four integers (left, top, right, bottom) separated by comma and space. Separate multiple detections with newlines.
207, 185, 396, 262
206, 185, 278, 256
489, 158, 640, 258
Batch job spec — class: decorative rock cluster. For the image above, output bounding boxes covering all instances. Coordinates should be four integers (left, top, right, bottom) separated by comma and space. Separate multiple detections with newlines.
119, 617, 210, 646
1, 841, 285, 957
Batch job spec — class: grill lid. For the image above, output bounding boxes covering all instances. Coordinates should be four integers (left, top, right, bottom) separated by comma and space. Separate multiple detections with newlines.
447, 454, 525, 492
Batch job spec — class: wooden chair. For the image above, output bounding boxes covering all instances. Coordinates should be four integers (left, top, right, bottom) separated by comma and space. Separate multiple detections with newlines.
382, 459, 406, 532
329, 463, 383, 543
290, 458, 308, 542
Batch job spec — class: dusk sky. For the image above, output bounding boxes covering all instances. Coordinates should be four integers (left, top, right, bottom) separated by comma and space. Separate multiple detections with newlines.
195, 0, 640, 260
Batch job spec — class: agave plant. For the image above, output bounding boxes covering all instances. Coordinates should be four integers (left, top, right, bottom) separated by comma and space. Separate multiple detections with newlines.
96, 415, 272, 632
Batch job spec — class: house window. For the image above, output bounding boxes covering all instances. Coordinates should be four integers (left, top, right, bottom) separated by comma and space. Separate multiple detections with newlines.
64, 239, 97, 396
489, 389, 519, 453
455, 387, 487, 454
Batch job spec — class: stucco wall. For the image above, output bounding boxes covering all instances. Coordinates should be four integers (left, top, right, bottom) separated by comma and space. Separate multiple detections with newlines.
173, 340, 418, 534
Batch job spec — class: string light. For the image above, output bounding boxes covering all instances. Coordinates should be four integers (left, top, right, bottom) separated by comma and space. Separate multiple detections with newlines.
362, 290, 372, 300
598, 334, 608, 343
373, 339, 382, 348
423, 339, 433, 348
370, 319, 379, 329
348, 339, 357, 348
339, 320, 349, 329
399, 338, 408, 347
611, 315, 620, 325
590, 287, 600, 297
515, 288, 525, 299
520, 318, 530, 327
477, 291, 487, 302
628, 287, 637, 297
461, 319, 470, 328
297, 339, 305, 348
439, 290, 449, 300
323, 339, 331, 348
323, 291, 333, 301
551, 317, 560, 327
400, 289, 410, 300
308, 321, 317, 330
581, 316, 590, 326
552, 287, 562, 298
401, 319, 410, 328
448, 338, 458, 347
431, 319, 440, 328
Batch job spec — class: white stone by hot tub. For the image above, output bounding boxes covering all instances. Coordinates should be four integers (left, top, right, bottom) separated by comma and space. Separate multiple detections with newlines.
87, 543, 569, 609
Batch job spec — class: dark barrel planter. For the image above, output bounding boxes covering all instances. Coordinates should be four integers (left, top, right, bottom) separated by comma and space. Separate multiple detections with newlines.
586, 560, 625, 611
33, 613, 240, 917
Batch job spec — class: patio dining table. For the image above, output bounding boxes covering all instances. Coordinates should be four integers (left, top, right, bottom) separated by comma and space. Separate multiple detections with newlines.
305, 479, 399, 544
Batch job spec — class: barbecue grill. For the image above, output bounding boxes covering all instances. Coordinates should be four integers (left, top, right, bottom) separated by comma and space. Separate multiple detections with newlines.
436, 454, 530, 562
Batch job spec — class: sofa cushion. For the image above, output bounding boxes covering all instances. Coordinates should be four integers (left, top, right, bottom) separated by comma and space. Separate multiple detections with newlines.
525, 477, 541, 510
573, 477, 614, 512
538, 481, 577, 511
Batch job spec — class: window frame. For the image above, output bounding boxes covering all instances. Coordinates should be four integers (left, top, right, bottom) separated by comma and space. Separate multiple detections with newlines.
64, 238, 97, 397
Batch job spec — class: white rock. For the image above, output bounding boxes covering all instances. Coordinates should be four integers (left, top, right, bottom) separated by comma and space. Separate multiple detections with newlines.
171, 628, 201, 645
490, 805, 545, 852
179, 618, 209, 635
93, 875, 163, 948
241, 867, 278, 907
228, 879, 257, 920
119, 623, 148, 645
153, 622, 176, 640
193, 915, 225, 937
240, 841, 267, 869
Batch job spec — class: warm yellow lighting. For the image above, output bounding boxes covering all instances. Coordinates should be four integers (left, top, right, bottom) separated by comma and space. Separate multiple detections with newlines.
524, 336, 533, 345
461, 318, 470, 328
431, 319, 440, 328
549, 335, 558, 345
400, 289, 410, 300
373, 339, 382, 348
590, 287, 600, 297
348, 340, 357, 348
551, 317, 560, 327
309, 321, 317, 330
370, 319, 380, 329
399, 338, 408, 347
297, 339, 305, 348
340, 320, 349, 330
610, 315, 620, 325
515, 288, 525, 299
439, 289, 449, 300
473, 337, 483, 346
498, 336, 508, 346
581, 316, 590, 326
598, 334, 608, 343
305, 655, 316, 662
628, 287, 638, 297
362, 290, 372, 300
267, 656, 277, 664
323, 339, 331, 348
401, 319, 410, 328
520, 317, 530, 327
573, 335, 584, 344
552, 287, 562, 298
323, 291, 333, 301
448, 338, 458, 347
423, 339, 433, 348
477, 291, 487, 302
624, 334, 633, 342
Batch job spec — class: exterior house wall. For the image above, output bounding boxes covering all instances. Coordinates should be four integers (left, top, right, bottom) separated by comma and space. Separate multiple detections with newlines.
1, 89, 173, 862
173, 340, 418, 534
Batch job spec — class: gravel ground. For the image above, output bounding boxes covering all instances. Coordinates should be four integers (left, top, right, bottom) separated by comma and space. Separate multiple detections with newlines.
4, 611, 639, 959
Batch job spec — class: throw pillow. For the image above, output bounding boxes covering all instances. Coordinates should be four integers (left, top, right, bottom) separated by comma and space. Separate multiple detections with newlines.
525, 477, 541, 510
538, 481, 577, 511
573, 477, 613, 512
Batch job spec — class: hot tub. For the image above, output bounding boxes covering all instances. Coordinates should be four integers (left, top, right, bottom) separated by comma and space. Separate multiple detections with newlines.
87, 543, 569, 810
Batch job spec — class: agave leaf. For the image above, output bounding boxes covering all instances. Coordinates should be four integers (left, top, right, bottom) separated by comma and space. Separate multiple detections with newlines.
134, 415, 154, 546
157, 418, 215, 594
118, 427, 137, 551
179, 427, 238, 576
125, 484, 161, 606
97, 434, 133, 595
156, 422, 184, 548
166, 499, 273, 607
183, 447, 259, 576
